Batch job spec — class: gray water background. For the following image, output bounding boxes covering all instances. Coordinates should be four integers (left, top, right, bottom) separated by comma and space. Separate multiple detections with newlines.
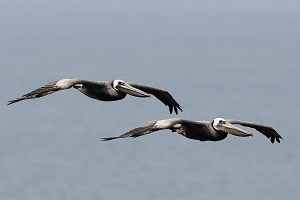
1, 0, 299, 199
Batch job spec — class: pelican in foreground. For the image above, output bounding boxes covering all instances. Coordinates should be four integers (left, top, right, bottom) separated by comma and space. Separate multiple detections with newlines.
8, 79, 182, 114
101, 118, 282, 143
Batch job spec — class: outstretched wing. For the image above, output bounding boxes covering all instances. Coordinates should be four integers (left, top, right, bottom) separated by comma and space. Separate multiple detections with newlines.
7, 79, 85, 105
227, 119, 282, 143
101, 118, 186, 141
101, 121, 159, 141
8, 80, 61, 105
128, 83, 183, 114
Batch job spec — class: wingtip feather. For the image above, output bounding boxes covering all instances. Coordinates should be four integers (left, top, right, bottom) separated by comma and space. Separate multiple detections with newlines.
7, 99, 23, 105
100, 137, 120, 141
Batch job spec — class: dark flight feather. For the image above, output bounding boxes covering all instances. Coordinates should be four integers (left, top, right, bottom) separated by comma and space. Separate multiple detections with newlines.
101, 121, 158, 141
7, 80, 60, 105
128, 83, 182, 114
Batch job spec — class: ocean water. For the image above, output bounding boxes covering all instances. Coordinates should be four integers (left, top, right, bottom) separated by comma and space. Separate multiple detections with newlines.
1, 1, 299, 199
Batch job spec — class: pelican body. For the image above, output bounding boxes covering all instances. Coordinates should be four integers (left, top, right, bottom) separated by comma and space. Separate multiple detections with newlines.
8, 78, 182, 114
101, 118, 282, 143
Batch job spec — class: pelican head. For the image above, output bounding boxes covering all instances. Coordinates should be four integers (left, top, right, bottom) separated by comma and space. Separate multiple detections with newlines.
112, 80, 151, 98
213, 118, 253, 137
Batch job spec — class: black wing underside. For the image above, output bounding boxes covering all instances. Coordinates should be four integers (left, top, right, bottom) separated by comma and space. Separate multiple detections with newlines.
101, 121, 158, 141
7, 80, 60, 105
128, 83, 182, 114
227, 119, 282, 143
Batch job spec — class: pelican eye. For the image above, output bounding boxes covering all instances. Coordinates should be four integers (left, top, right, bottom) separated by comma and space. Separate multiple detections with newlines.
118, 81, 124, 85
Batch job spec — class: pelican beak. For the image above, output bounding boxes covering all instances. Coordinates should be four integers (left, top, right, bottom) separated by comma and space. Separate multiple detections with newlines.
116, 83, 151, 98
219, 121, 253, 137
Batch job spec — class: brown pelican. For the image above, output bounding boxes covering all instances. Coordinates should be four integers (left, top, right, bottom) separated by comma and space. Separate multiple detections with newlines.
101, 118, 282, 143
8, 79, 182, 114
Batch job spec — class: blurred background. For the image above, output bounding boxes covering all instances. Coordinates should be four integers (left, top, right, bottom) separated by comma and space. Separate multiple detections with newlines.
1, 0, 299, 199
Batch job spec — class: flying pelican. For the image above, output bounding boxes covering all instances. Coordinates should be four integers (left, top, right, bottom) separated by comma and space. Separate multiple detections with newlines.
7, 79, 182, 114
101, 118, 282, 143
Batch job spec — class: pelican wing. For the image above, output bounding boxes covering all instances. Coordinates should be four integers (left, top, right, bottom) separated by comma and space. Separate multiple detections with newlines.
101, 121, 159, 141
128, 83, 182, 114
7, 78, 89, 105
227, 119, 282, 143
8, 80, 61, 105
101, 118, 202, 141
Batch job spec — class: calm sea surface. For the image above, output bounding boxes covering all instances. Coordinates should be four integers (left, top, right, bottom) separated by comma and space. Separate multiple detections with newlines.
1, 1, 299, 199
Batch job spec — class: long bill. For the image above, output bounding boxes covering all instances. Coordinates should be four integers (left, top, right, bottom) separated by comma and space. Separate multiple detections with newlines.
116, 83, 151, 98
219, 121, 253, 137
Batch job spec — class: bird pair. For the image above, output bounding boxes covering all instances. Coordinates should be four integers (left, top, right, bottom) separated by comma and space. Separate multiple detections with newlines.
8, 78, 282, 143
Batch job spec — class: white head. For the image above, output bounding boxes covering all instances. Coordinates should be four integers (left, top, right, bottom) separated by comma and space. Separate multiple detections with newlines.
212, 117, 253, 137
112, 79, 125, 90
112, 79, 151, 97
212, 118, 226, 130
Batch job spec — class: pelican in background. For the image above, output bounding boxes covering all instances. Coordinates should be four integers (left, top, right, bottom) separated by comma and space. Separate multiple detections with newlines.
8, 78, 182, 114
101, 118, 282, 143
